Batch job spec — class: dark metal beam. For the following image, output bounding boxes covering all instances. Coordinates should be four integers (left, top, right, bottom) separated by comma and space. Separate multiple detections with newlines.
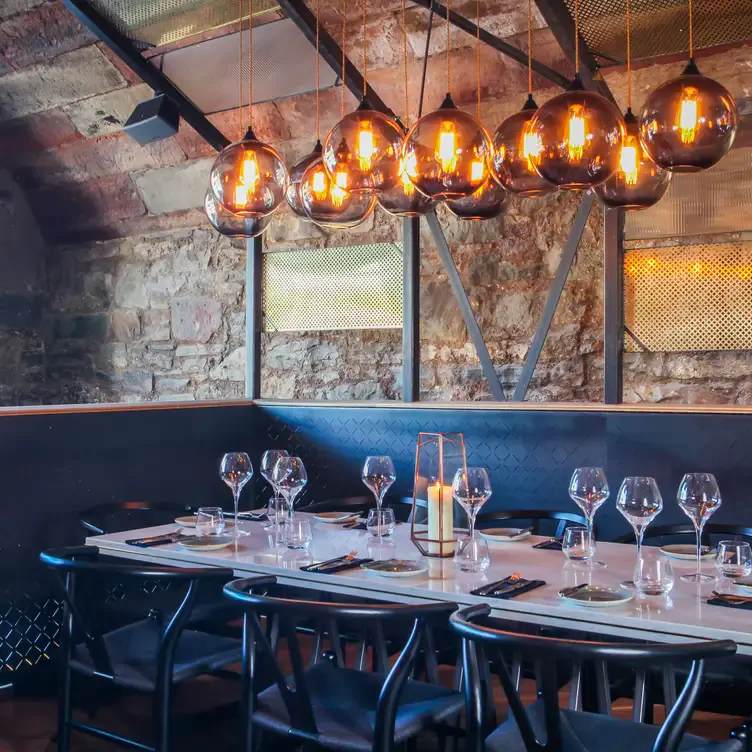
413, 0, 571, 90
60, 0, 230, 152
533, 0, 618, 106
604, 207, 624, 404
246, 235, 264, 400
425, 212, 505, 401
513, 192, 595, 401
275, 0, 396, 117
402, 218, 420, 402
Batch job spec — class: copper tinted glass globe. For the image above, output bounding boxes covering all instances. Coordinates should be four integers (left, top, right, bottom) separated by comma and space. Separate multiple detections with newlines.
285, 142, 322, 217
300, 157, 376, 229
445, 177, 507, 220
491, 96, 556, 197
204, 191, 272, 238
402, 94, 494, 201
377, 153, 436, 217
209, 127, 288, 218
595, 110, 672, 210
639, 60, 738, 173
322, 101, 404, 196
530, 77, 625, 190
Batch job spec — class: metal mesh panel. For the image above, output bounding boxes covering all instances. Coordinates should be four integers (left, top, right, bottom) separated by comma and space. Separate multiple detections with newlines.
87, 0, 279, 47
624, 242, 752, 352
625, 148, 752, 240
563, 0, 752, 66
262, 244, 403, 332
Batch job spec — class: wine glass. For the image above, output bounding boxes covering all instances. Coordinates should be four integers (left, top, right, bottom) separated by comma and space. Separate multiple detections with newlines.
677, 473, 722, 583
220, 452, 253, 537
361, 456, 396, 518
260, 449, 289, 528
452, 467, 492, 541
616, 477, 663, 588
273, 456, 308, 521
569, 467, 609, 568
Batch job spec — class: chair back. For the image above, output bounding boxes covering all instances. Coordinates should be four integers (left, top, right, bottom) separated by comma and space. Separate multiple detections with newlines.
476, 510, 588, 538
224, 578, 456, 746
300, 495, 427, 523
612, 523, 752, 546
79, 501, 197, 536
450, 604, 737, 752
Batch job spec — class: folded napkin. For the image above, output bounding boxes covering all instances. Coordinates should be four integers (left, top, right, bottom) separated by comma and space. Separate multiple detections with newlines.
533, 539, 562, 551
471, 577, 547, 599
125, 534, 192, 548
301, 557, 373, 574
707, 596, 752, 610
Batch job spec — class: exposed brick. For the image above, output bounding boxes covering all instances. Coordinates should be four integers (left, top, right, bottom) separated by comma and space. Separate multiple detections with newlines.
64, 83, 152, 138
14, 132, 186, 188
172, 297, 221, 343
173, 121, 218, 160
0, 109, 81, 163
133, 157, 212, 215
0, 0, 45, 22
0, 53, 11, 75
97, 43, 143, 86
0, 2, 96, 68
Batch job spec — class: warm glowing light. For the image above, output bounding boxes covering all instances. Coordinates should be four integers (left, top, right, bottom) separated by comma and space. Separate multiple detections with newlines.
312, 168, 327, 198
522, 128, 542, 169
647, 258, 656, 267
357, 121, 376, 171
620, 142, 639, 186
398, 154, 417, 197
331, 184, 347, 208
692, 262, 703, 273
233, 153, 261, 207
567, 104, 586, 161
437, 121, 458, 173
678, 87, 699, 144
470, 159, 485, 183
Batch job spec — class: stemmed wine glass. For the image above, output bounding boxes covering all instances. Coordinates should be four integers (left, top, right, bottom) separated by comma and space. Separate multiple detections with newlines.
362, 457, 396, 541
616, 477, 663, 588
677, 473, 722, 583
569, 467, 609, 568
260, 449, 289, 528
452, 467, 492, 541
272, 456, 308, 522
220, 452, 253, 537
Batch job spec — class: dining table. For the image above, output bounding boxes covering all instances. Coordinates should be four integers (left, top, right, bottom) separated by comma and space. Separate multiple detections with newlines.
85, 512, 752, 655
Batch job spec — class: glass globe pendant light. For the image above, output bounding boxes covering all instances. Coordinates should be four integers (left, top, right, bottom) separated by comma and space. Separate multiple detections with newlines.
402, 0, 493, 201
321, 0, 404, 196
205, 191, 273, 237
446, 0, 506, 220
528, 0, 624, 190
377, 0, 436, 217
208, 0, 288, 221
490, 0, 555, 198
595, 0, 671, 210
639, 0, 737, 172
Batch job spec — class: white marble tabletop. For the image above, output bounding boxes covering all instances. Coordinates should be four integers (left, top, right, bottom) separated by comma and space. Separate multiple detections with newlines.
86, 514, 752, 655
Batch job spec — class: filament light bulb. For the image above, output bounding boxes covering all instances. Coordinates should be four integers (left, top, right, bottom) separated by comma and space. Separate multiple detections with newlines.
678, 87, 699, 144
567, 104, 586, 162
620, 141, 639, 185
357, 121, 376, 170
312, 168, 327, 198
399, 154, 417, 197
233, 153, 261, 208
437, 121, 458, 173
522, 129, 542, 169
470, 158, 485, 183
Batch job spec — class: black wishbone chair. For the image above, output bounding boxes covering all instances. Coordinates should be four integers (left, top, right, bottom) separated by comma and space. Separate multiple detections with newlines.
224, 577, 464, 752
39, 546, 260, 752
475, 510, 589, 537
451, 604, 747, 752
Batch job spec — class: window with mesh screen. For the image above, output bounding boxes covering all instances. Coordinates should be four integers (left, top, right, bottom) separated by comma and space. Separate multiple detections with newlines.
262, 244, 403, 332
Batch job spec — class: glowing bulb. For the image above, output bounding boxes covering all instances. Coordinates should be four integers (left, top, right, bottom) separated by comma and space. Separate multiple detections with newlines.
357, 121, 376, 171
232, 153, 262, 208
567, 104, 586, 161
620, 143, 639, 186
678, 87, 699, 144
470, 159, 485, 183
332, 170, 349, 208
398, 154, 417, 197
522, 129, 542, 170
436, 121, 458, 173
311, 168, 327, 199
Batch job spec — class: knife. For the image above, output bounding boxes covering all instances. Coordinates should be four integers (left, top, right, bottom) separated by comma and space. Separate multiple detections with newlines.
489, 580, 529, 597
559, 583, 588, 597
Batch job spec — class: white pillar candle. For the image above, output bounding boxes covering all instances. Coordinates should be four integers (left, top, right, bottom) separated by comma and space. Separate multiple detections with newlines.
427, 482, 454, 555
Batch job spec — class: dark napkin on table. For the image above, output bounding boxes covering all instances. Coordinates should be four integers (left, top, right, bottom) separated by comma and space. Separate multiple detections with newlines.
471, 578, 547, 599
301, 557, 373, 574
533, 539, 563, 551
125, 533, 192, 548
707, 596, 752, 610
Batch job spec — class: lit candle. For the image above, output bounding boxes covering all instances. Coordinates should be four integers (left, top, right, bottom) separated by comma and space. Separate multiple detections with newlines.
427, 482, 454, 555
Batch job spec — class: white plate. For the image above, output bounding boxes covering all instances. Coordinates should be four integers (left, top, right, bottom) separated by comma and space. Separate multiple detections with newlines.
733, 577, 752, 591
660, 544, 714, 560
361, 559, 428, 577
177, 536, 234, 551
175, 516, 234, 530
479, 527, 532, 542
560, 585, 633, 608
314, 512, 360, 523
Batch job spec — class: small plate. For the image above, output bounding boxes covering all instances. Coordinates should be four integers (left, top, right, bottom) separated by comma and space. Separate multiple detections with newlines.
560, 585, 633, 608
361, 559, 428, 577
660, 544, 714, 560
479, 528, 532, 542
733, 577, 752, 591
175, 516, 234, 530
177, 536, 233, 551
313, 512, 360, 524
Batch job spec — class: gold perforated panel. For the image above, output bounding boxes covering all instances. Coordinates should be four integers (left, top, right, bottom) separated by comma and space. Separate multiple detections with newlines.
624, 243, 752, 352
262, 244, 403, 332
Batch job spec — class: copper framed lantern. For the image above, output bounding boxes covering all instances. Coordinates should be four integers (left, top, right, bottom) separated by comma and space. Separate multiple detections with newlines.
410, 432, 467, 558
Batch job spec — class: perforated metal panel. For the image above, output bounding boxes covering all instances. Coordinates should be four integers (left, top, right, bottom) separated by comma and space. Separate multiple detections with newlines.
563, 0, 752, 66
262, 244, 403, 332
624, 242, 752, 352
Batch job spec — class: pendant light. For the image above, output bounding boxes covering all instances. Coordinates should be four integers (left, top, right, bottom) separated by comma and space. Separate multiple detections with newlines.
402, 0, 493, 201
639, 0, 737, 172
321, 0, 404, 195
376, 0, 436, 217
489, 0, 555, 197
528, 0, 624, 190
205, 191, 273, 237
595, 0, 671, 209
209, 0, 289, 219
300, 0, 376, 227
446, 0, 506, 219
